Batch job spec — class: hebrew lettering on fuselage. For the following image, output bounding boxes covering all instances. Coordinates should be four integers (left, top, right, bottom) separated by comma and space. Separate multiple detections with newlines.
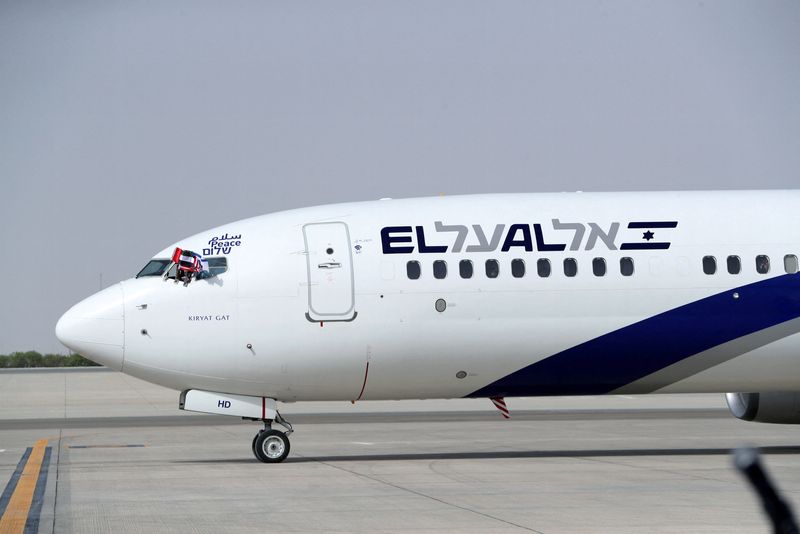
380, 220, 676, 254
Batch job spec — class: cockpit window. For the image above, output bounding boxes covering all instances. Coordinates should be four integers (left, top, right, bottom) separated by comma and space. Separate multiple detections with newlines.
147, 256, 229, 281
164, 257, 228, 280
197, 257, 228, 279
136, 259, 171, 278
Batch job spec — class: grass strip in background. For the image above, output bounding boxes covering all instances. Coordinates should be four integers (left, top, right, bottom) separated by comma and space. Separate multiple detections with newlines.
0, 351, 99, 368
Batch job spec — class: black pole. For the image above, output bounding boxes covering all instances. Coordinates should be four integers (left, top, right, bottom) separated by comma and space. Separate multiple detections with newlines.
734, 447, 799, 534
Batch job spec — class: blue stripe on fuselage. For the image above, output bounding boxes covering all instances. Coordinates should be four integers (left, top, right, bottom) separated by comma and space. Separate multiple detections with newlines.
466, 274, 800, 398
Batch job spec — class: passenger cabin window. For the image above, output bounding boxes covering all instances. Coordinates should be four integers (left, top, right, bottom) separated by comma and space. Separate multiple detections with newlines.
620, 257, 634, 277
485, 259, 499, 279
785, 255, 799, 274
511, 259, 525, 278
702, 256, 717, 275
459, 260, 473, 279
727, 256, 741, 275
592, 258, 606, 277
433, 260, 447, 279
756, 255, 770, 274
537, 259, 551, 278
136, 259, 171, 278
406, 261, 421, 280
563, 258, 577, 277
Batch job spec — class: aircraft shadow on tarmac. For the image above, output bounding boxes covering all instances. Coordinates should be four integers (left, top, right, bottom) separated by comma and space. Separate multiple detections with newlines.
178, 445, 800, 464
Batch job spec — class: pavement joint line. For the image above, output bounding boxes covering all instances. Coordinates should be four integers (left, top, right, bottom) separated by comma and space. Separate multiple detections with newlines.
67, 445, 146, 449
578, 452, 742, 484
0, 440, 48, 534
0, 408, 733, 432
303, 454, 545, 533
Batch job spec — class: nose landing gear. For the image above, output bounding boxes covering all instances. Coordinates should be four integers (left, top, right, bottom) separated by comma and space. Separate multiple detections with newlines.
179, 390, 295, 463
252, 411, 293, 463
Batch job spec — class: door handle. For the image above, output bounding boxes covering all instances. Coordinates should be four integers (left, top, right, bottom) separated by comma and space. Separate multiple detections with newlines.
317, 262, 342, 269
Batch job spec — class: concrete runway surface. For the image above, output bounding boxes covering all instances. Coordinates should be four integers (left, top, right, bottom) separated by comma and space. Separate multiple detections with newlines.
1, 368, 799, 533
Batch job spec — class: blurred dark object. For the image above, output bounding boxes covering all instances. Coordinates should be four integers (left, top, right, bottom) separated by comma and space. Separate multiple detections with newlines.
734, 447, 799, 534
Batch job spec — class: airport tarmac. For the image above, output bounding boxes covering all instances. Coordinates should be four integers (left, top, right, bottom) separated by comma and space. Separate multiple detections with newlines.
1, 368, 799, 533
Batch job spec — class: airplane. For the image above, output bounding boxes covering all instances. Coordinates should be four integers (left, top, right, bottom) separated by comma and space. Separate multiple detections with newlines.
55, 190, 800, 463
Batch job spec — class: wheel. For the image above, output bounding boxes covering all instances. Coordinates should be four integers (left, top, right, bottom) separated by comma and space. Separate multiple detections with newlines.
253, 429, 290, 463
251, 432, 260, 456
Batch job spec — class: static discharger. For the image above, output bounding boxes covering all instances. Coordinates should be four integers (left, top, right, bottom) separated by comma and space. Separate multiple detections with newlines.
491, 397, 511, 419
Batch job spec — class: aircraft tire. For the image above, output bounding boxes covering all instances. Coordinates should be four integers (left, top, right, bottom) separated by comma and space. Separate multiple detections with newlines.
254, 429, 290, 463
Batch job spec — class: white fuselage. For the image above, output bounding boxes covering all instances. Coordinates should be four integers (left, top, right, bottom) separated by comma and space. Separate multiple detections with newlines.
56, 191, 800, 402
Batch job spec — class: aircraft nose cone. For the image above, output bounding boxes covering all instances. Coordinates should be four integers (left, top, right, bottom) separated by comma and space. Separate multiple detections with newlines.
56, 284, 125, 371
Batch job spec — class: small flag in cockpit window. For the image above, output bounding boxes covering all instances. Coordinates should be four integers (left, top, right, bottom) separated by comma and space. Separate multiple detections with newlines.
179, 250, 201, 272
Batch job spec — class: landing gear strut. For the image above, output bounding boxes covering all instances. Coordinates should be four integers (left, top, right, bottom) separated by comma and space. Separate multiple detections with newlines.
178, 390, 293, 463
252, 411, 293, 463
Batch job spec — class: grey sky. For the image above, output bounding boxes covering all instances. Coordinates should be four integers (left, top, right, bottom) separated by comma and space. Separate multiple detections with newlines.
1, 1, 799, 354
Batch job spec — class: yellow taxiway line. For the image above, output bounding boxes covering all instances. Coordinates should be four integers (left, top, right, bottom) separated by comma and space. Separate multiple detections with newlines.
0, 439, 48, 534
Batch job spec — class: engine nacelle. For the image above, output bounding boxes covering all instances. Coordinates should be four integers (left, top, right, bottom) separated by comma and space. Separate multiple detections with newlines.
726, 392, 800, 424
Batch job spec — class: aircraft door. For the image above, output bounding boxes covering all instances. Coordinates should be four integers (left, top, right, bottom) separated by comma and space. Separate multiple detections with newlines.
303, 222, 357, 322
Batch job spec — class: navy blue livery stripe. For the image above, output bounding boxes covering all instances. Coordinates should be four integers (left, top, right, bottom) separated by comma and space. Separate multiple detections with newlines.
627, 221, 678, 229
467, 274, 800, 398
